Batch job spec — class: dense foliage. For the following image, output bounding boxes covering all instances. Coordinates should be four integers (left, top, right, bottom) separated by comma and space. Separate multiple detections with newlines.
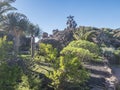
48, 56, 89, 90
0, 36, 13, 61
68, 40, 100, 55
0, 63, 22, 90
35, 43, 58, 64
47, 43, 90, 89
64, 40, 102, 62
0, 36, 23, 90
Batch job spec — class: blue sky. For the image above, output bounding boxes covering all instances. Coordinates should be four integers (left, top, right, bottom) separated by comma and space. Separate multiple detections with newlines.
12, 0, 120, 34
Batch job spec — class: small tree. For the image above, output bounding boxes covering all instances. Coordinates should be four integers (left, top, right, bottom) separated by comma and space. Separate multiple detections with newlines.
48, 46, 90, 90
48, 56, 89, 90
34, 43, 58, 68
66, 15, 77, 29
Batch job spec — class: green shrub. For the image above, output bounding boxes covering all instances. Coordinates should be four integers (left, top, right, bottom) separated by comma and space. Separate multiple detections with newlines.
0, 36, 13, 61
68, 40, 100, 55
48, 42, 91, 90
0, 63, 22, 90
35, 43, 58, 63
61, 46, 93, 62
65, 40, 102, 62
48, 56, 89, 90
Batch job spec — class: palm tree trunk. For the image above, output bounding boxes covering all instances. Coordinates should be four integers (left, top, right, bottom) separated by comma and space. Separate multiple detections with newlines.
31, 35, 35, 58
16, 34, 20, 54
13, 29, 21, 55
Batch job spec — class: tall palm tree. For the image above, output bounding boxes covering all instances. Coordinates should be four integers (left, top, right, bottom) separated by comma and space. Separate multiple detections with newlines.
27, 22, 41, 58
0, 0, 16, 22
2, 12, 29, 54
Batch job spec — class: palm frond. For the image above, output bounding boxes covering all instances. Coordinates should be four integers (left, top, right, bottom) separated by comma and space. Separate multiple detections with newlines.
83, 30, 96, 40
0, 0, 16, 15
1, 12, 28, 33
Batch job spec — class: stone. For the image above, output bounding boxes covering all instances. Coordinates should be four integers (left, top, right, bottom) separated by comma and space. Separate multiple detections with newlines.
42, 32, 48, 38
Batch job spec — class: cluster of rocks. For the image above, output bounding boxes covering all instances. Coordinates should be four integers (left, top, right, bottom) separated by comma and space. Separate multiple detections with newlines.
40, 28, 74, 51
40, 26, 120, 51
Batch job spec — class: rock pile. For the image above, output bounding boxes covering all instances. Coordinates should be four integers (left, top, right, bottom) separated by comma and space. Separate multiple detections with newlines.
40, 29, 74, 51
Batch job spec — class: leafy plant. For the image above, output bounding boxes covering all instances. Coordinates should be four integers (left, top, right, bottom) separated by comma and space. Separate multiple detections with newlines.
0, 36, 13, 61
61, 46, 93, 62
68, 40, 100, 55
48, 56, 89, 90
73, 27, 96, 40
35, 43, 58, 64
0, 63, 23, 90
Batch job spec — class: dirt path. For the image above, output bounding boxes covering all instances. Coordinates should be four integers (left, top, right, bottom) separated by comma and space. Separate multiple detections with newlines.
104, 65, 120, 90
84, 59, 120, 90
111, 66, 120, 81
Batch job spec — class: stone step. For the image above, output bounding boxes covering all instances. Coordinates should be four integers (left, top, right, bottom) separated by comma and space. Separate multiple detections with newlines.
84, 64, 110, 73
87, 67, 111, 77
87, 74, 106, 87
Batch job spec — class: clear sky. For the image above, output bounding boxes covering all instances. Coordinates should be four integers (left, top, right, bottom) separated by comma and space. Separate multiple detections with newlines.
12, 0, 120, 34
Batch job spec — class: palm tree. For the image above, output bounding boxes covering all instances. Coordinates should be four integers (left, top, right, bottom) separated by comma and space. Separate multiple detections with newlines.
0, 0, 16, 22
1, 12, 29, 54
113, 30, 120, 39
27, 22, 41, 58
73, 26, 96, 40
